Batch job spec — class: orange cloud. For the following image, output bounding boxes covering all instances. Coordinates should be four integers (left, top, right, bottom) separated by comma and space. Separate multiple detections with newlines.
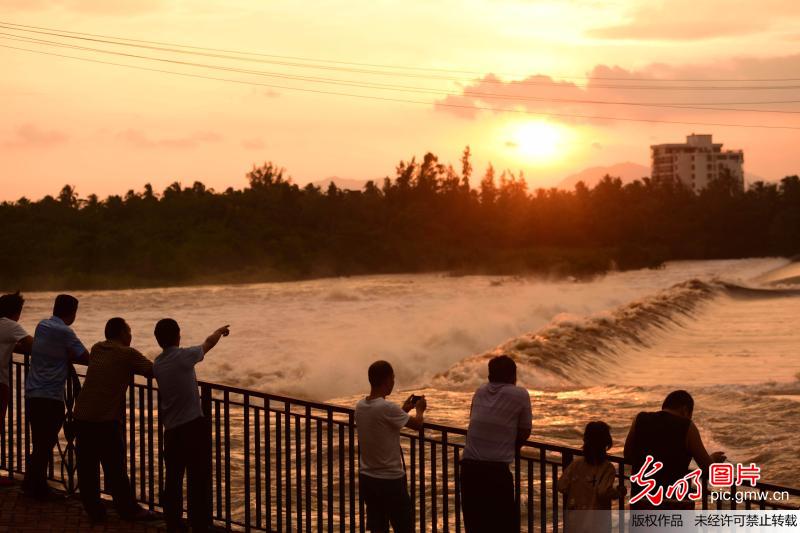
117, 129, 222, 149
2, 123, 68, 148
433, 55, 800, 127
588, 0, 800, 40
241, 138, 265, 150
0, 0, 165, 14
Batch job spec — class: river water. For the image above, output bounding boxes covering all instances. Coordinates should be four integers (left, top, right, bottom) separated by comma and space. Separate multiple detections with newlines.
13, 257, 800, 488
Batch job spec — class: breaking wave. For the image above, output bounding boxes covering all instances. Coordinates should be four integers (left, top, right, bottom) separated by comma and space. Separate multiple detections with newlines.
752, 260, 800, 287
432, 278, 798, 391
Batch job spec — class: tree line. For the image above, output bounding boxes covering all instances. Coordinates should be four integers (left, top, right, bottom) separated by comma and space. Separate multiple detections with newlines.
2, 147, 799, 290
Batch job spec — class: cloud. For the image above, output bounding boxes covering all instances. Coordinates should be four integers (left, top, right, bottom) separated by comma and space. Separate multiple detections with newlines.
588, 0, 800, 40
435, 72, 619, 124
433, 54, 800, 127
435, 73, 587, 120
0, 0, 165, 14
2, 123, 68, 148
117, 129, 222, 149
241, 138, 265, 150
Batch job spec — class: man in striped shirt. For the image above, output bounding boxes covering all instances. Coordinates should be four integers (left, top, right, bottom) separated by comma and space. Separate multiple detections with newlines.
460, 355, 532, 533
74, 317, 156, 522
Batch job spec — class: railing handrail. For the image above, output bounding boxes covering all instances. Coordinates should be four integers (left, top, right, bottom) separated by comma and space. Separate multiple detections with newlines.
35, 355, 800, 499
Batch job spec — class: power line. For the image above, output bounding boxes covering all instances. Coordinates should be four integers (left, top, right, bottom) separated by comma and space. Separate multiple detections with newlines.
3, 20, 800, 86
3, 32, 800, 117
4, 43, 800, 131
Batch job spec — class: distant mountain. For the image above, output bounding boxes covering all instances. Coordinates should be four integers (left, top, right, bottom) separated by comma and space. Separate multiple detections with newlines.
557, 162, 649, 190
310, 177, 368, 191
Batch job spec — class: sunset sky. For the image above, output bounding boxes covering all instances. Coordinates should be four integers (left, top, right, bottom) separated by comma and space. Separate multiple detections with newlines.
2, 0, 800, 201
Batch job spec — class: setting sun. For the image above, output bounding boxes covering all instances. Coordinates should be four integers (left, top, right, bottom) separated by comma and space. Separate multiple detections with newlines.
508, 121, 567, 162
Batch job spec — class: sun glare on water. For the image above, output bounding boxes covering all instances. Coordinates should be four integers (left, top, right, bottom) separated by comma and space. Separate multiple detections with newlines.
508, 121, 566, 162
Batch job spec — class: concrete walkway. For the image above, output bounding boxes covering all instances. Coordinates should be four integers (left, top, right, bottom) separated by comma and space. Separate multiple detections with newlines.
0, 473, 238, 533
0, 481, 169, 532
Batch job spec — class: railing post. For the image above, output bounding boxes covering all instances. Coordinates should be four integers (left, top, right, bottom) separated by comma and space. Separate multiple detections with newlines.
418, 425, 425, 532
243, 394, 251, 530
514, 451, 521, 533
15, 360, 23, 473
562, 451, 573, 532
441, 431, 449, 533
347, 412, 355, 533
617, 460, 625, 533
3, 358, 10, 478
23, 355, 31, 465
200, 383, 213, 522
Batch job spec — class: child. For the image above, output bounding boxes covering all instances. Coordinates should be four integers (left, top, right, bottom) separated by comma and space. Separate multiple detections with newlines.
558, 421, 626, 533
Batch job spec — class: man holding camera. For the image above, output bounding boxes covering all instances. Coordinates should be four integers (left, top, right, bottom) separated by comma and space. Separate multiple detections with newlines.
355, 360, 426, 533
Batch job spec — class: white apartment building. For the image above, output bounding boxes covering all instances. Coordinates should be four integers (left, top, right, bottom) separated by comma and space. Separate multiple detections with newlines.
651, 134, 744, 192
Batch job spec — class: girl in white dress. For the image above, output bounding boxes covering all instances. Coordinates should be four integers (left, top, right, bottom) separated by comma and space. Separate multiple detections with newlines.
558, 421, 627, 533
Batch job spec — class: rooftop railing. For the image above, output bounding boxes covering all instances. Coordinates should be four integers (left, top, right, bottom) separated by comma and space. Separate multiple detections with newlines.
2, 355, 798, 532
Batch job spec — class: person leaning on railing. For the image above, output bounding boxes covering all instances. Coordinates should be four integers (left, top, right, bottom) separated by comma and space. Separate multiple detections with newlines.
460, 354, 532, 533
23, 294, 89, 501
0, 291, 33, 486
355, 360, 426, 533
73, 317, 158, 522
623, 389, 726, 511
153, 319, 230, 533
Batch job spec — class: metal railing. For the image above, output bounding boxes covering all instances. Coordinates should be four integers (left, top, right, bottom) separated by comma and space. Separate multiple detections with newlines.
1, 354, 798, 532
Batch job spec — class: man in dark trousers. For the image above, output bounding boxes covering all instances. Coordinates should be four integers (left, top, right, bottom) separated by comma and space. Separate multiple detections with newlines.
355, 360, 426, 533
153, 319, 229, 533
624, 390, 726, 510
23, 294, 89, 500
74, 317, 156, 522
460, 355, 532, 533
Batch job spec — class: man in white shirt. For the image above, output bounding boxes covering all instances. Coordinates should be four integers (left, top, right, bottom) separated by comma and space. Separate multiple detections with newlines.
460, 355, 532, 533
0, 291, 33, 485
153, 319, 229, 533
355, 360, 426, 533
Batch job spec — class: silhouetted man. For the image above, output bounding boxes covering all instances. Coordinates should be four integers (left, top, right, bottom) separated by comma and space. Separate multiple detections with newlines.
356, 360, 426, 533
153, 319, 229, 533
460, 355, 532, 533
23, 294, 89, 500
0, 291, 33, 485
74, 317, 156, 522
624, 390, 726, 510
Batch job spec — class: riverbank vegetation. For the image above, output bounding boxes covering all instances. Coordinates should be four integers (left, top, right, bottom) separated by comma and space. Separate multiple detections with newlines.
2, 148, 799, 290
